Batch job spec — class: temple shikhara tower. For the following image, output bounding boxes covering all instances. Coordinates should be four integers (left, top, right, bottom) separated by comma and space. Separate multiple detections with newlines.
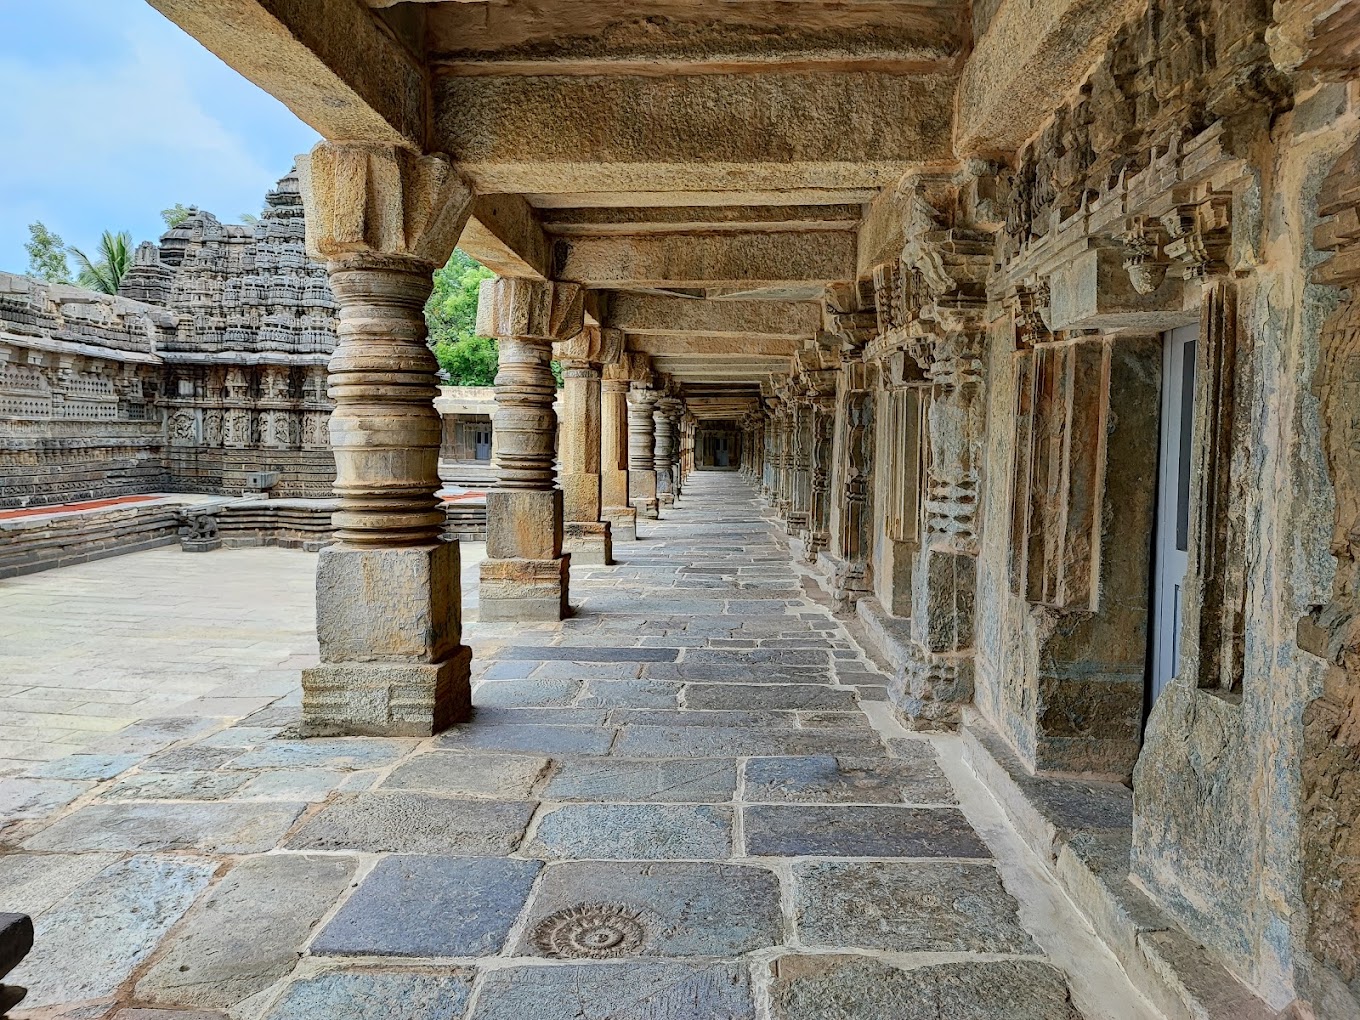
1, 1, 1359, 1018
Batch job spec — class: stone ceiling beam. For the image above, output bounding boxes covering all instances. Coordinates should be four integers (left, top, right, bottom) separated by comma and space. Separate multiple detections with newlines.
955, 0, 1143, 155
607, 295, 820, 339
146, 0, 426, 149
526, 189, 881, 209
555, 231, 858, 287
419, 0, 965, 68
626, 335, 801, 358
459, 195, 550, 279
542, 204, 864, 236
434, 72, 955, 194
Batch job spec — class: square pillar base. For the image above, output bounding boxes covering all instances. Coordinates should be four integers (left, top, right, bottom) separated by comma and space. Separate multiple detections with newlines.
305, 541, 469, 736
480, 555, 570, 621
633, 497, 660, 520
604, 505, 638, 542
565, 521, 613, 566
301, 647, 472, 737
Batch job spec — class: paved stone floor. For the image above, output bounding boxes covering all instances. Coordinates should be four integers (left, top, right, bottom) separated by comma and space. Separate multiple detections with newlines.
0, 475, 1158, 1020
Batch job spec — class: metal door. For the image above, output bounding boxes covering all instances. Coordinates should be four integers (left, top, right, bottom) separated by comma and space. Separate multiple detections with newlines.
1151, 324, 1197, 704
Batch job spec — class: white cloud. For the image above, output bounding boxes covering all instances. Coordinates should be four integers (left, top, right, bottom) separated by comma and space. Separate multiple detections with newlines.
0, 1, 317, 273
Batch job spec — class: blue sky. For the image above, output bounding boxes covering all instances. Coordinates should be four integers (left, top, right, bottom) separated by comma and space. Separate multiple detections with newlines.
0, 0, 320, 275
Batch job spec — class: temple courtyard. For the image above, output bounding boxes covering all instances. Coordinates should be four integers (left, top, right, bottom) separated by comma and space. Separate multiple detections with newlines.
0, 475, 1151, 1019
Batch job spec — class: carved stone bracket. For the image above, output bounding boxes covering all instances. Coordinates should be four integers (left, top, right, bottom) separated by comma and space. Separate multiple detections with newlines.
299, 143, 473, 270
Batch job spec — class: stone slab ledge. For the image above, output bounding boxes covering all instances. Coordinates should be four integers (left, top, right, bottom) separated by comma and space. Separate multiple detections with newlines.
960, 709, 1290, 1020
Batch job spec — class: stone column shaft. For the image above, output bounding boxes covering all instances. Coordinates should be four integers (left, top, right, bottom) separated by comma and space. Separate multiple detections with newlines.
601, 378, 637, 540
628, 388, 660, 519
560, 359, 612, 565
654, 398, 679, 506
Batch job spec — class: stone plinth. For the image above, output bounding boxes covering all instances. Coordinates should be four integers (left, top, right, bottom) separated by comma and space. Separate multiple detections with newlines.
479, 555, 571, 622
564, 520, 614, 566
303, 541, 471, 736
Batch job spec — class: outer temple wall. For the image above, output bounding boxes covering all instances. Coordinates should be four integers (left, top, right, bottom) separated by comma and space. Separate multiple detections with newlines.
0, 171, 338, 510
947, 8, 1360, 1010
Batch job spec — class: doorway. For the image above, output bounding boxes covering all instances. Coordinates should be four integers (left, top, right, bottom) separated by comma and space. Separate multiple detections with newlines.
1150, 324, 1197, 706
715, 436, 730, 468
474, 427, 492, 461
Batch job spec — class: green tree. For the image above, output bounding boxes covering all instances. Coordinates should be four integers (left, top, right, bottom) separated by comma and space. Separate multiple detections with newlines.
70, 230, 134, 295
424, 250, 565, 387
24, 222, 72, 283
426, 249, 497, 385
160, 204, 193, 229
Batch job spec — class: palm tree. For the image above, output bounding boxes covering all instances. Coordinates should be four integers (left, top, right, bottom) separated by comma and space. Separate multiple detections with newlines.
70, 230, 134, 295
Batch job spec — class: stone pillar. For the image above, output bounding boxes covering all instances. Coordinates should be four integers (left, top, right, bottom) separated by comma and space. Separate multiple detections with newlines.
297, 142, 474, 736
556, 325, 621, 565
654, 397, 679, 506
787, 396, 813, 535
832, 372, 875, 610
628, 387, 660, 518
806, 395, 835, 562
601, 368, 638, 541
477, 277, 585, 621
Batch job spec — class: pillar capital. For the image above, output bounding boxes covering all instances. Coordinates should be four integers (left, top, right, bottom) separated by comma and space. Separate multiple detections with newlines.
555, 324, 623, 369
605, 351, 652, 386
298, 142, 473, 270
477, 277, 585, 344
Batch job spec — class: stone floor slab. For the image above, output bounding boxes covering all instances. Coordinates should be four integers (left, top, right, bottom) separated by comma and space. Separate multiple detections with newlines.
312, 855, 541, 958
468, 961, 755, 1020
261, 968, 474, 1020
434, 723, 615, 756
685, 688, 854, 712
286, 793, 536, 854
226, 738, 415, 772
11, 855, 216, 1008
614, 725, 879, 759
473, 677, 582, 707
22, 801, 305, 854
793, 860, 1036, 953
136, 855, 356, 1009
544, 758, 737, 803
0, 777, 91, 823
529, 804, 733, 859
381, 751, 551, 799
578, 679, 680, 708
768, 956, 1083, 1020
101, 770, 254, 802
744, 805, 990, 858
743, 755, 956, 805
516, 861, 782, 959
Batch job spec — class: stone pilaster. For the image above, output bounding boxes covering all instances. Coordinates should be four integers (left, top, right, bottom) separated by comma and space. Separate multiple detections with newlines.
555, 325, 621, 565
477, 277, 585, 621
297, 141, 474, 737
806, 396, 835, 563
628, 386, 660, 519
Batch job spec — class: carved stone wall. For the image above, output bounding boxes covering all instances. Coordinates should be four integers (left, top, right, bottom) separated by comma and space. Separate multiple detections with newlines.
958, 1, 1358, 1010
1297, 135, 1360, 1012
0, 171, 338, 509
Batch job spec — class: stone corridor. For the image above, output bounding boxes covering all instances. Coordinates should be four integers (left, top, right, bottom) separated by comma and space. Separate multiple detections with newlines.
0, 474, 1154, 1019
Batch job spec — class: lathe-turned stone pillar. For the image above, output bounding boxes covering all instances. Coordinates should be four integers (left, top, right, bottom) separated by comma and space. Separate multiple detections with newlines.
654, 397, 680, 507
477, 277, 585, 621
628, 386, 660, 519
297, 142, 474, 736
601, 355, 644, 541
556, 325, 622, 565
